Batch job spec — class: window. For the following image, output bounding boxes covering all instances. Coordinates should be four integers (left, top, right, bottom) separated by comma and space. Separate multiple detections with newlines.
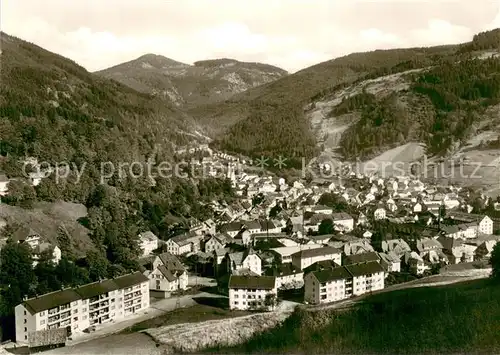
83, 308, 87, 312
24, 310, 27, 316
40, 320, 45, 325
40, 311, 45, 316
83, 315, 87, 320
24, 336, 27, 340
24, 327, 27, 332
24, 319, 27, 324
73, 309, 78, 314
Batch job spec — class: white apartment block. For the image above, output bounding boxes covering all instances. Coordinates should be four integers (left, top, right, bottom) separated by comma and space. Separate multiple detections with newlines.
304, 261, 385, 305
15, 272, 149, 345
228, 275, 277, 311
291, 247, 342, 270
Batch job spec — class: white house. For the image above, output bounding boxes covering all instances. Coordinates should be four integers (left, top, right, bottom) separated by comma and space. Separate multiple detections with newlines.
0, 173, 9, 196
374, 208, 386, 220
166, 234, 201, 255
378, 252, 401, 273
141, 252, 188, 297
448, 213, 493, 235
226, 248, 262, 275
228, 275, 277, 311
15, 272, 149, 345
312, 205, 334, 215
404, 252, 428, 275
12, 227, 41, 248
270, 244, 323, 264
32, 243, 61, 267
204, 234, 233, 254
331, 213, 354, 232
291, 247, 342, 270
138, 231, 159, 257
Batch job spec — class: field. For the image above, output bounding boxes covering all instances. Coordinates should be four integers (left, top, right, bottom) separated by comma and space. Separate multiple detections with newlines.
208, 279, 500, 354
124, 302, 252, 332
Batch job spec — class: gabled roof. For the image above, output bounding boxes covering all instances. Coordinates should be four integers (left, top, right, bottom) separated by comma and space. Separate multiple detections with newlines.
158, 252, 185, 273
157, 265, 177, 282
12, 227, 40, 242
345, 252, 380, 265
312, 267, 352, 283
378, 252, 400, 264
228, 275, 276, 290
111, 271, 149, 289
139, 231, 158, 242
244, 220, 262, 230
344, 261, 385, 277
220, 222, 243, 233
292, 246, 341, 259
332, 212, 353, 221
303, 259, 339, 274
74, 279, 119, 300
23, 289, 81, 314
265, 263, 303, 277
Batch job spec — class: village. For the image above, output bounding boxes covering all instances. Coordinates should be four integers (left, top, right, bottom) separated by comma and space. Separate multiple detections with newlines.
3, 145, 500, 352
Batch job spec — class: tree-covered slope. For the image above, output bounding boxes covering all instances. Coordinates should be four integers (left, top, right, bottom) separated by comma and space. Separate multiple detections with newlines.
0, 32, 200, 166
199, 29, 500, 162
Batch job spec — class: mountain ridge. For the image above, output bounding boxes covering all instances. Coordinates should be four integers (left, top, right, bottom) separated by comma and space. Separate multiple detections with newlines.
96, 53, 288, 108
198, 28, 500, 174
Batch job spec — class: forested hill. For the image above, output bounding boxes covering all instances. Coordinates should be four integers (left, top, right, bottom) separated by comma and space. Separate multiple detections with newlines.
0, 32, 200, 167
0, 32, 237, 340
198, 28, 500, 163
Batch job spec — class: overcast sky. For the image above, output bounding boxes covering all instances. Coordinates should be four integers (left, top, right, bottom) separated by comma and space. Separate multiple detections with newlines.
3, 0, 500, 73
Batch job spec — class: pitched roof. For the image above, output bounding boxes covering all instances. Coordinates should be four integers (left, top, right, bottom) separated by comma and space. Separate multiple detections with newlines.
112, 271, 149, 289
332, 212, 353, 221
74, 279, 119, 300
244, 220, 262, 230
345, 252, 380, 265
157, 265, 177, 282
228, 275, 276, 290
12, 227, 40, 242
344, 261, 385, 277
139, 231, 158, 242
23, 289, 81, 314
303, 259, 339, 274
265, 263, 303, 277
158, 252, 185, 273
312, 267, 352, 283
292, 246, 341, 259
220, 222, 243, 233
